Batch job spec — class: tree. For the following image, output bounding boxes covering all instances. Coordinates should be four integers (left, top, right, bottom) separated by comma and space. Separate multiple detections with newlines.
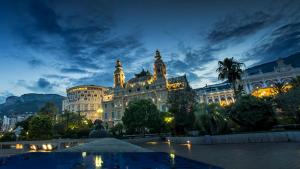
122, 99, 162, 135
216, 57, 244, 97
38, 102, 59, 122
290, 76, 300, 88
28, 115, 53, 140
229, 95, 277, 131
273, 82, 287, 95
0, 132, 16, 142
194, 103, 231, 135
168, 86, 196, 135
109, 123, 124, 137
275, 87, 300, 123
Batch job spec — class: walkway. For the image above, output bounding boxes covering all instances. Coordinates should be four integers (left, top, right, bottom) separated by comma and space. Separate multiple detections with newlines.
135, 141, 300, 169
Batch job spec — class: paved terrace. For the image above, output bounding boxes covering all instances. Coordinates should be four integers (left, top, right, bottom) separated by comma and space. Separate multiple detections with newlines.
135, 141, 300, 169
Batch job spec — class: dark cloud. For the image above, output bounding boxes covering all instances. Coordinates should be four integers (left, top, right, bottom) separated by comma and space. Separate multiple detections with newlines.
29, 0, 62, 34
60, 67, 88, 74
17, 78, 57, 92
207, 11, 278, 43
37, 78, 52, 89
246, 22, 300, 64
28, 58, 44, 67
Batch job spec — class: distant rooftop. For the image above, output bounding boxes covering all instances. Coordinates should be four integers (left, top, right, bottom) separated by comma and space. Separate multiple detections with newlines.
245, 52, 300, 75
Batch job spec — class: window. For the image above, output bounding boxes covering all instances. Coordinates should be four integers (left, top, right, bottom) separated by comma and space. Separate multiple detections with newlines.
137, 88, 140, 92
104, 104, 107, 108
112, 112, 115, 119
104, 112, 108, 119
146, 86, 149, 90
128, 89, 132, 93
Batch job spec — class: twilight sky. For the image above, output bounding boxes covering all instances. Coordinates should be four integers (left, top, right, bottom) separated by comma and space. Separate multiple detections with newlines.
0, 0, 300, 102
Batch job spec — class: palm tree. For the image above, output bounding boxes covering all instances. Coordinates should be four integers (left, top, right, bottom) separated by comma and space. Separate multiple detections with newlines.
216, 57, 244, 97
273, 82, 286, 95
290, 76, 300, 88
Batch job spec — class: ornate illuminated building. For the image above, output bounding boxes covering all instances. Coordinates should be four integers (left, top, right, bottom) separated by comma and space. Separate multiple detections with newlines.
102, 50, 190, 126
195, 82, 235, 106
243, 53, 300, 97
62, 85, 108, 121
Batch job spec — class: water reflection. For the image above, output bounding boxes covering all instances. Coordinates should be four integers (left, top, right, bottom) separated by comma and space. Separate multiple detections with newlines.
94, 155, 103, 168
81, 152, 87, 158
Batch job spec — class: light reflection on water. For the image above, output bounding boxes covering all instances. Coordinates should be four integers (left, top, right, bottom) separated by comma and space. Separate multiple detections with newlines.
94, 155, 103, 168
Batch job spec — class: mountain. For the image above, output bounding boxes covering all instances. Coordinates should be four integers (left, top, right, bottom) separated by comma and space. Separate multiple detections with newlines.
0, 93, 64, 116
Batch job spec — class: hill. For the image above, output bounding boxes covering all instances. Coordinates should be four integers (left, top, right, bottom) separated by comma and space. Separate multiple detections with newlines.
0, 93, 64, 116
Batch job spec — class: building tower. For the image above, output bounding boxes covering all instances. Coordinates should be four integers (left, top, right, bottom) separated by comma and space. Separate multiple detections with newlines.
153, 50, 166, 81
114, 59, 125, 88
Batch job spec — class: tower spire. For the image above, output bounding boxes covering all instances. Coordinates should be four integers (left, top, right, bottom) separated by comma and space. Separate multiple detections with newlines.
114, 59, 125, 88
153, 50, 166, 81
155, 50, 161, 60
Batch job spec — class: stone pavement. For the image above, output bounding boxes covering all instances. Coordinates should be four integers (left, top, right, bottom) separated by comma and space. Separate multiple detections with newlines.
135, 141, 300, 169
60, 138, 152, 152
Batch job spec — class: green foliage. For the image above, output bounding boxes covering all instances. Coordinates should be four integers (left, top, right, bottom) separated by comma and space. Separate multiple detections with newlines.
290, 76, 300, 88
122, 99, 163, 134
28, 115, 53, 140
0, 132, 16, 142
109, 123, 124, 137
194, 103, 232, 135
89, 120, 108, 138
160, 111, 174, 133
229, 95, 277, 131
168, 86, 196, 135
216, 57, 244, 96
275, 87, 300, 122
54, 112, 93, 138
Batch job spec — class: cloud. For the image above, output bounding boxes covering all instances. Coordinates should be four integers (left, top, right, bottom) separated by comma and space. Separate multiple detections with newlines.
0, 91, 14, 104
60, 67, 88, 74
29, 0, 62, 34
246, 22, 300, 64
207, 11, 278, 43
28, 58, 44, 67
17, 78, 57, 93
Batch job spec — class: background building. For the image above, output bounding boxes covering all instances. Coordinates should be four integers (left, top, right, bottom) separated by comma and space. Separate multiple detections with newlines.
195, 82, 235, 106
102, 50, 190, 126
243, 53, 300, 97
62, 85, 108, 121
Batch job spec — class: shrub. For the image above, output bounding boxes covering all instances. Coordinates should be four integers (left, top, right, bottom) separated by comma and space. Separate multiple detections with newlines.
229, 95, 277, 131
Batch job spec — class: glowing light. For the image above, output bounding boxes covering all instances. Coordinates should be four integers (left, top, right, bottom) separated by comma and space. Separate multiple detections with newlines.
47, 144, 53, 151
42, 144, 47, 150
16, 144, 23, 149
146, 141, 158, 145
170, 153, 175, 159
164, 117, 174, 123
82, 152, 87, 158
95, 155, 103, 168
65, 145, 70, 148
97, 108, 103, 113
187, 140, 190, 144
30, 145, 37, 151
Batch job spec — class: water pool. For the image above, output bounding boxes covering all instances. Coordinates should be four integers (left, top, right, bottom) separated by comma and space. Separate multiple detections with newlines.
0, 152, 222, 169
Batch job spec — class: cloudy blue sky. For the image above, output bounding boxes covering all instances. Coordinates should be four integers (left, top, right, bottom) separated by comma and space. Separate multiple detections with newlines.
0, 0, 300, 102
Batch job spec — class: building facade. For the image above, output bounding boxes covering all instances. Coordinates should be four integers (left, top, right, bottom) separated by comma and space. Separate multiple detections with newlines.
102, 50, 190, 126
243, 53, 300, 97
195, 82, 235, 106
62, 85, 108, 121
